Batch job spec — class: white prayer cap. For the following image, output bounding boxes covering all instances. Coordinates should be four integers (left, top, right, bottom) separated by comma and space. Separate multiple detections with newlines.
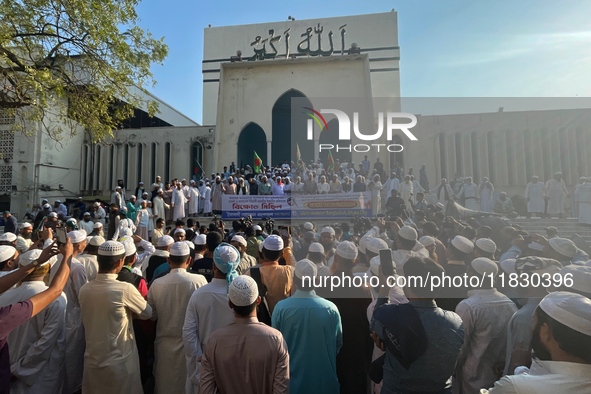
55, 200, 61, 203
181, 179, 186, 182
0, 245, 16, 262
157, 188, 163, 193
190, 180, 196, 184
253, 225, 262, 231
193, 234, 207, 246
419, 236, 435, 247
560, 265, 591, 296
539, 291, 591, 336
170, 241, 190, 257
93, 202, 100, 207
548, 238, 577, 259
157, 235, 174, 247
174, 228, 186, 235
93, 222, 103, 229
19, 222, 33, 229
231, 235, 247, 247
336, 241, 358, 260
366, 237, 389, 254
83, 212, 91, 216
19, 249, 43, 266
116, 186, 122, 190
435, 202, 445, 209
295, 259, 317, 279
398, 226, 418, 241
122, 241, 137, 257
308, 242, 324, 254
470, 257, 498, 276
142, 192, 149, 196
43, 204, 51, 209
0, 233, 17, 242
98, 241, 126, 256
228, 275, 259, 306
48, 212, 58, 218
139, 181, 144, 185
475, 238, 497, 254
358, 237, 370, 254
320, 226, 335, 236
130, 195, 136, 200
303, 222, 314, 231
184, 240, 195, 250
262, 235, 283, 251
89, 236, 105, 247
369, 254, 397, 276
528, 242, 545, 252
451, 235, 474, 254
68, 230, 87, 244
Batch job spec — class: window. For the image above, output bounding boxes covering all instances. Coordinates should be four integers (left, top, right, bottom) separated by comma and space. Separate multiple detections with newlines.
164, 142, 171, 181
151, 143, 157, 182
137, 143, 144, 183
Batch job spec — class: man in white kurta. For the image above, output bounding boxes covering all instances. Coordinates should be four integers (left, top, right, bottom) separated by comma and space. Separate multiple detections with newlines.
432, 179, 454, 205
576, 178, 591, 225
545, 172, 569, 218
79, 241, 152, 394
203, 183, 213, 215
478, 177, 495, 212
148, 242, 207, 394
188, 180, 201, 217
152, 189, 168, 223
456, 177, 479, 210
172, 184, 187, 221
525, 176, 545, 217
0, 251, 67, 394
198, 181, 207, 213
399, 176, 414, 208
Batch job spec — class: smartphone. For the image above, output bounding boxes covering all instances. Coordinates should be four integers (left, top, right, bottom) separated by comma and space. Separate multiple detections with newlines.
379, 249, 395, 276
55, 227, 67, 245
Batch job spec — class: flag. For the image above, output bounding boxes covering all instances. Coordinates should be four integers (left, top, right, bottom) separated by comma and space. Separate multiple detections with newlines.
193, 161, 204, 180
296, 143, 302, 162
254, 151, 263, 173
327, 149, 334, 173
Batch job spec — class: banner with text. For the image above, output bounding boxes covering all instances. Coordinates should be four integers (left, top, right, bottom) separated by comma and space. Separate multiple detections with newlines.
221, 192, 372, 219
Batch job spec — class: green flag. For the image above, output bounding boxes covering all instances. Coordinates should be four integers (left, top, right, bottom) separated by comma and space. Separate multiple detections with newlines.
254, 151, 263, 173
327, 149, 335, 173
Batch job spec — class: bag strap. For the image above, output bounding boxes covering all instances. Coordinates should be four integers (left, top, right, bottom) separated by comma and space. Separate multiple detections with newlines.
250, 267, 267, 297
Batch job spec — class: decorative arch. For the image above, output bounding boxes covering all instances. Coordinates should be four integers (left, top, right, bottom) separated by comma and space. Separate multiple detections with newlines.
272, 89, 314, 166
238, 123, 267, 170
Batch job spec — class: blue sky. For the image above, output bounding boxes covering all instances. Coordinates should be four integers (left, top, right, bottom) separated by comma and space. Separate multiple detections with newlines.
135, 0, 591, 123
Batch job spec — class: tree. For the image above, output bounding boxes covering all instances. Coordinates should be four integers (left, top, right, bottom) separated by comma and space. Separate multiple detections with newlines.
0, 0, 168, 141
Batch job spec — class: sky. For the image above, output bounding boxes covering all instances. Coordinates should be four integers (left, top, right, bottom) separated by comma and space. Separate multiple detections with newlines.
135, 0, 591, 123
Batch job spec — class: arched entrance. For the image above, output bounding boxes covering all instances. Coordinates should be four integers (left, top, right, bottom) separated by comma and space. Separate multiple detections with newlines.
272, 89, 314, 167
237, 123, 267, 170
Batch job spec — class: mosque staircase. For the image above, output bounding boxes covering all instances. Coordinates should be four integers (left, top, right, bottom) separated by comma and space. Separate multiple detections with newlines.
510, 217, 591, 244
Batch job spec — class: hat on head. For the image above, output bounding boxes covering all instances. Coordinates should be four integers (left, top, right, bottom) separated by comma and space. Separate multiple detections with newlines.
19, 222, 33, 230
174, 228, 186, 235
193, 234, 207, 246
43, 204, 51, 209
231, 235, 247, 247
295, 258, 317, 279
83, 212, 91, 216
89, 236, 105, 247
253, 225, 262, 231
539, 291, 591, 336
548, 238, 577, 259
419, 236, 435, 247
515, 257, 562, 275
67, 230, 87, 244
19, 249, 43, 266
559, 265, 591, 296
358, 237, 370, 254
48, 212, 58, 218
475, 238, 497, 254
500, 258, 517, 275
303, 222, 314, 231
213, 243, 241, 284
170, 241, 190, 257
228, 275, 259, 306
528, 242, 545, 252
55, 200, 61, 203
93, 202, 100, 207
336, 241, 358, 260
130, 195, 136, 200
470, 257, 498, 276
142, 192, 149, 196
93, 222, 103, 229
398, 226, 418, 241
184, 240, 195, 250
451, 235, 474, 254
262, 235, 284, 251
0, 245, 16, 262
367, 237, 389, 254
320, 226, 335, 236
98, 241, 126, 257
122, 241, 137, 257
0, 233, 17, 243
116, 186, 122, 190
157, 235, 174, 247
308, 242, 324, 254
545, 226, 558, 232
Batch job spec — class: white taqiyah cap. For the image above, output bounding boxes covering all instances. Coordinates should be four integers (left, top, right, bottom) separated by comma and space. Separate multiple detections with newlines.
83, 212, 91, 216
475, 238, 497, 254
174, 228, 186, 235
500, 258, 517, 274
295, 258, 317, 279
308, 242, 324, 254
231, 235, 247, 247
48, 212, 58, 218
369, 254, 397, 276
262, 235, 283, 251
193, 234, 207, 246
89, 236, 105, 247
184, 240, 195, 250
228, 275, 259, 306
19, 249, 43, 266
93, 202, 100, 207
452, 235, 474, 254
93, 222, 103, 229
67, 230, 87, 244
98, 240, 126, 256
539, 291, 591, 336
367, 237, 389, 254
157, 235, 174, 247
43, 204, 51, 209
358, 237, 370, 254
303, 222, 314, 231
122, 241, 136, 257
169, 241, 190, 257
470, 257, 498, 276
548, 237, 577, 259
253, 225, 262, 231
419, 236, 435, 247
0, 233, 17, 242
320, 226, 335, 236
560, 265, 591, 295
19, 222, 33, 229
0, 245, 16, 262
528, 242, 545, 252
336, 241, 358, 260
398, 226, 418, 241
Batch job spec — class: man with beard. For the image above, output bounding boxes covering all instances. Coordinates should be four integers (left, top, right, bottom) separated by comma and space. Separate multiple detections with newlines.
484, 292, 591, 393
545, 172, 569, 219
319, 226, 337, 267
79, 212, 95, 234
16, 222, 34, 254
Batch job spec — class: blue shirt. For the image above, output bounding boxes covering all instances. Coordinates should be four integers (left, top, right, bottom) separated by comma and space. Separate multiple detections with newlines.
272, 290, 342, 394
375, 300, 464, 394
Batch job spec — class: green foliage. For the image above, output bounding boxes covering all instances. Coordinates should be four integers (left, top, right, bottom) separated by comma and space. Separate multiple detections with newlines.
0, 0, 168, 141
